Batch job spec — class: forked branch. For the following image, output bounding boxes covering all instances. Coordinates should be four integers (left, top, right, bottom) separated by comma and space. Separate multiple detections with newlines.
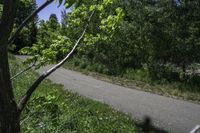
18, 10, 95, 112
11, 61, 36, 80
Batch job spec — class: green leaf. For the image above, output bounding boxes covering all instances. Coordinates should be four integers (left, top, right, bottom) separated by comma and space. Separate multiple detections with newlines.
65, 0, 75, 8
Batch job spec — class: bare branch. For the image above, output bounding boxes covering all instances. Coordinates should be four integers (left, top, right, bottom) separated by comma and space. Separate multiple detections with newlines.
11, 58, 50, 80
8, 0, 54, 45
18, 10, 95, 112
190, 125, 200, 133
11, 62, 36, 80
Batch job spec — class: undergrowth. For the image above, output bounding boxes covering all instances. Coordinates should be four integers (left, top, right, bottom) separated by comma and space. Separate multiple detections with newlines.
9, 55, 139, 133
64, 57, 200, 103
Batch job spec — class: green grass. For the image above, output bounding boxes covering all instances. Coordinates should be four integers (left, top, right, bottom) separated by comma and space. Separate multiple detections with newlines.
9, 55, 142, 133
63, 58, 200, 103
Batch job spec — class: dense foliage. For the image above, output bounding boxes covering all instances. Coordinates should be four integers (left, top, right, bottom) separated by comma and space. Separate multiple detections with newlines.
64, 0, 200, 85
21, 0, 124, 66
12, 0, 38, 53
21, 0, 200, 88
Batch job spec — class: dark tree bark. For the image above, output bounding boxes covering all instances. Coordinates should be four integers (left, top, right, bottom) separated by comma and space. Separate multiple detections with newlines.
0, 0, 20, 132
0, 47, 20, 132
0, 0, 56, 132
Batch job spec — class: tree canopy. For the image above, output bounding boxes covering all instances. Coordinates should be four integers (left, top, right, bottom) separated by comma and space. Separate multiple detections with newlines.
20, 0, 200, 79
21, 0, 124, 67
12, 0, 38, 53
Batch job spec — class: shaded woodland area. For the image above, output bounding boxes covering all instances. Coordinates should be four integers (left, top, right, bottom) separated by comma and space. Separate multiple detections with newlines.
0, 0, 200, 132
10, 0, 200, 85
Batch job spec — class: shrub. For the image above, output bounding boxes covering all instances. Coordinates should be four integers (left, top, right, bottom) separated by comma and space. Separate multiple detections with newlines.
79, 62, 87, 69
73, 59, 80, 67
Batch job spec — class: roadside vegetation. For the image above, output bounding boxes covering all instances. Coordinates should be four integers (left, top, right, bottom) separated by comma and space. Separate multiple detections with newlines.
9, 55, 141, 132
58, 0, 200, 103
16, 0, 200, 103
64, 57, 200, 103
8, 0, 199, 104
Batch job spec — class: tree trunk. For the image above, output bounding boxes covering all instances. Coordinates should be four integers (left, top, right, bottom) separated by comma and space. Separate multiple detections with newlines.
0, 46, 20, 133
0, 0, 20, 132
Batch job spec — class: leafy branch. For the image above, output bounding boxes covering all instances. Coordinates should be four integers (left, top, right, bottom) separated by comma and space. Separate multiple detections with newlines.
17, 10, 95, 113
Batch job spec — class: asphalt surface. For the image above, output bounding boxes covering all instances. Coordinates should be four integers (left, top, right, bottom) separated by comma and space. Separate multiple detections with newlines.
16, 56, 200, 133
35, 65, 200, 133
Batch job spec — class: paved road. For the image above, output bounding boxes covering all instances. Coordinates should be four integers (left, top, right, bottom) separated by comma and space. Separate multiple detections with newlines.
34, 65, 200, 133
16, 56, 200, 133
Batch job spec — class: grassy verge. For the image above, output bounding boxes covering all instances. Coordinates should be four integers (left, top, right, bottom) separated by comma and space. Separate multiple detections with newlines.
9, 55, 142, 133
63, 58, 200, 104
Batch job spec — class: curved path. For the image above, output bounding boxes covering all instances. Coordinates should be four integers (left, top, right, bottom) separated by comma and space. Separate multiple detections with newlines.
34, 65, 200, 133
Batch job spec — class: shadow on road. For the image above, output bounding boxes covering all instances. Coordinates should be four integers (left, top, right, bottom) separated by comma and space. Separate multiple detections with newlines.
135, 116, 168, 133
